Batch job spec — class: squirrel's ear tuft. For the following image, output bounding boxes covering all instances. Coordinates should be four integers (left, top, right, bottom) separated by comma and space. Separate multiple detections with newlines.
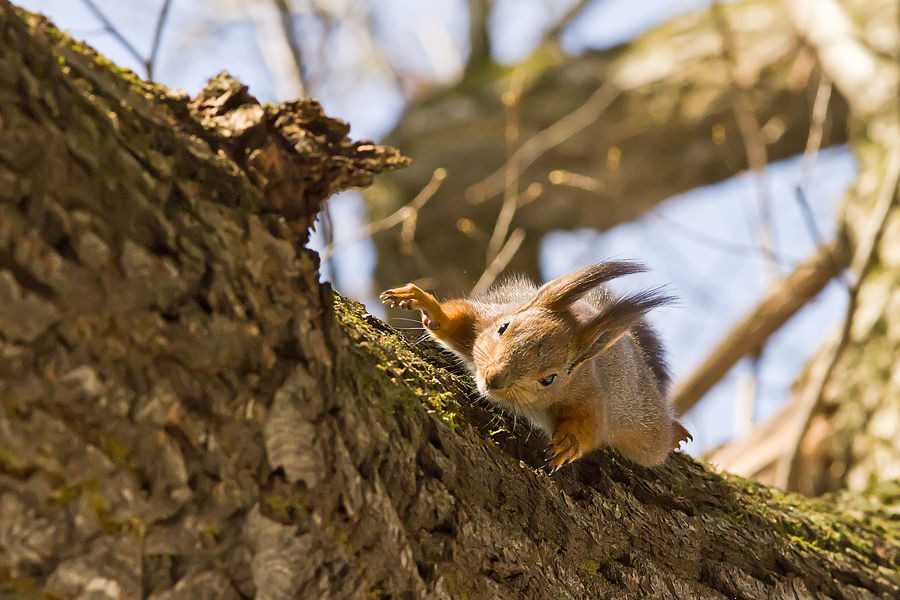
567, 287, 675, 373
525, 261, 647, 312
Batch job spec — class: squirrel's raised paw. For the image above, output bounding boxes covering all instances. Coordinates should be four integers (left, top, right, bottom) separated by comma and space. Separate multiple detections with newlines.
380, 284, 443, 330
380, 284, 420, 310
544, 433, 582, 474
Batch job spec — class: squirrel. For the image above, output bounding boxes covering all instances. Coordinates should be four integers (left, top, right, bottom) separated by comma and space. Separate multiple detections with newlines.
380, 261, 692, 471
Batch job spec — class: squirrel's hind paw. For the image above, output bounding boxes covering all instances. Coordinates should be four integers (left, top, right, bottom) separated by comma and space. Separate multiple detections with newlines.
671, 421, 693, 450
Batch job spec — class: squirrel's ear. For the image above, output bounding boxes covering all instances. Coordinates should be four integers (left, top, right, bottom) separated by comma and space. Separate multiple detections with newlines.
524, 261, 647, 312
567, 288, 674, 373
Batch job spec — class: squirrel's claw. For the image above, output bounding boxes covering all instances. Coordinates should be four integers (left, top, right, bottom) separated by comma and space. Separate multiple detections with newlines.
545, 433, 581, 473
671, 421, 693, 450
380, 285, 422, 311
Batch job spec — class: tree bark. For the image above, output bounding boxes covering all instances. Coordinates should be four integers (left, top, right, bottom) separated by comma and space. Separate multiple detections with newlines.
1, 3, 899, 599
371, 0, 849, 293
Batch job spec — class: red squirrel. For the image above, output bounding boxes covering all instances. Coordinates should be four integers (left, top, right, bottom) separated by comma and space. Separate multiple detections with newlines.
380, 261, 691, 471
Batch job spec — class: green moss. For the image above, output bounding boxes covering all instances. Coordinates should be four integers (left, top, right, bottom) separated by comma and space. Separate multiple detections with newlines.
332, 294, 471, 431
577, 560, 602, 574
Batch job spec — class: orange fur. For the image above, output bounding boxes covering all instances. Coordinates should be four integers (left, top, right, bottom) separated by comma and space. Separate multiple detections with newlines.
546, 402, 605, 470
379, 285, 478, 358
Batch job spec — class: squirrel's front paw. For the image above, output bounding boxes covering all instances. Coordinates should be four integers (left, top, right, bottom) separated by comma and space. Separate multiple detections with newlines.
544, 433, 582, 473
379, 284, 423, 311
380, 284, 441, 330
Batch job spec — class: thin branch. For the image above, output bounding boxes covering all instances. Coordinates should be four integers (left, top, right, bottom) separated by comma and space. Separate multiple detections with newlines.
648, 211, 796, 260
146, 0, 173, 81
548, 169, 604, 193
673, 237, 852, 416
80, 0, 147, 76
486, 77, 525, 264
465, 81, 620, 204
543, 0, 596, 43
800, 74, 833, 186
776, 149, 900, 491
79, 0, 172, 81
472, 228, 525, 295
712, 2, 778, 280
793, 74, 833, 248
272, 0, 307, 97
321, 169, 447, 260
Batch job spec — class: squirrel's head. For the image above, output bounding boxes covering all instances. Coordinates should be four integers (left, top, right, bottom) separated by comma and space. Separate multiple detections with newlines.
472, 262, 672, 409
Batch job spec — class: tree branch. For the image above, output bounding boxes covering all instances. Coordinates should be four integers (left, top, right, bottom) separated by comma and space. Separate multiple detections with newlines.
271, 0, 307, 97
543, 0, 597, 43
777, 148, 900, 490
146, 0, 172, 80
673, 237, 852, 416
465, 0, 492, 74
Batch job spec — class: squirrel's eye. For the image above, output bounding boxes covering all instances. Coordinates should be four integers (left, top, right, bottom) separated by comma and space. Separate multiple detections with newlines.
539, 374, 557, 387
497, 322, 509, 335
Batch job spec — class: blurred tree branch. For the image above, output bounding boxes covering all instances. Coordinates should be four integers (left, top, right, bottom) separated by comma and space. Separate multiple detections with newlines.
374, 0, 849, 295
543, 0, 598, 44
673, 236, 851, 416
79, 0, 172, 80
271, 0, 307, 97
465, 0, 492, 75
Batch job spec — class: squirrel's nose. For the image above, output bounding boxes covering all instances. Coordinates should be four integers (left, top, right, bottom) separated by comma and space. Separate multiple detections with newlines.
485, 371, 507, 391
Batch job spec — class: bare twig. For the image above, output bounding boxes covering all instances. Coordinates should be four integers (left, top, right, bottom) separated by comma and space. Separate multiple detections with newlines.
776, 149, 900, 491
543, 0, 596, 43
271, 0, 307, 97
466, 81, 620, 204
548, 169, 604, 193
673, 237, 852, 416
800, 74, 833, 185
321, 169, 447, 260
712, 2, 777, 281
79, 0, 173, 80
794, 74, 833, 248
472, 229, 526, 295
146, 0, 172, 80
80, 0, 147, 77
486, 77, 525, 264
648, 211, 795, 260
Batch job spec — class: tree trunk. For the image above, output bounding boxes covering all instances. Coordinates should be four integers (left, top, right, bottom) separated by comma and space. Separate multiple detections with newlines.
371, 0, 849, 293
1, 3, 899, 599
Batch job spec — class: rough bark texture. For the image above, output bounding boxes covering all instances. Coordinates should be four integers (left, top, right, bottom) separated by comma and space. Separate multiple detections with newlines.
2, 3, 900, 600
370, 0, 849, 293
